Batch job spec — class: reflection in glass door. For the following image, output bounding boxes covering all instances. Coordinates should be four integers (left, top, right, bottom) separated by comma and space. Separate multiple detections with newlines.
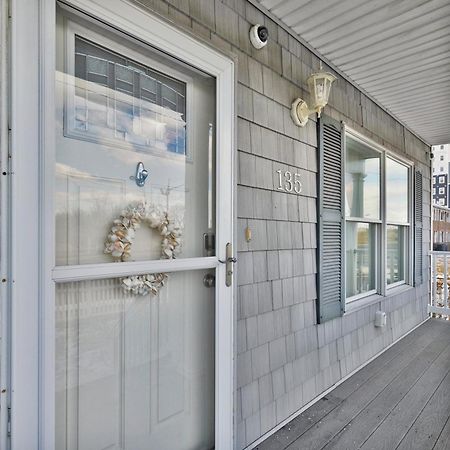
55, 271, 215, 450
55, 10, 217, 450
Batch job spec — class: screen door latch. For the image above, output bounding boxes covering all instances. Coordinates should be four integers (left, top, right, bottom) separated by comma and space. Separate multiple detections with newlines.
219, 243, 236, 287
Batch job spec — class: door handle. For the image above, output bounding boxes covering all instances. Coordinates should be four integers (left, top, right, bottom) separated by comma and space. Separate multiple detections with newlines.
219, 243, 236, 287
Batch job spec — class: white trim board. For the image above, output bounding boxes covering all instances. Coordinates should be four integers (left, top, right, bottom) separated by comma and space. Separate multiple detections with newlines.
245, 317, 431, 450
0, 0, 11, 447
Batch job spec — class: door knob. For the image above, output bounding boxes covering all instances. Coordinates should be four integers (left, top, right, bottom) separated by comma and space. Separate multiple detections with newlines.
203, 273, 216, 288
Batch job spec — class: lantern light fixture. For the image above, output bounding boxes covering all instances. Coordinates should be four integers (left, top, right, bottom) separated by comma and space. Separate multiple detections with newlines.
291, 63, 336, 127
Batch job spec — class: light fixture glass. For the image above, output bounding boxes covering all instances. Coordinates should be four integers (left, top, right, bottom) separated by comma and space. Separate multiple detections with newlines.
291, 63, 336, 127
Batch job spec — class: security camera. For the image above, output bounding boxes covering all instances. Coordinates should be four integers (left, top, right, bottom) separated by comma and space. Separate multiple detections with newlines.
250, 24, 269, 49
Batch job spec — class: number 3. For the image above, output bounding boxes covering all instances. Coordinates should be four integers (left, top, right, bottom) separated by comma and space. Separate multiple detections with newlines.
284, 171, 293, 192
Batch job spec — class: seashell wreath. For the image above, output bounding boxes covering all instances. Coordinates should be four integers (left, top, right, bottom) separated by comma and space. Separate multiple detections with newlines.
104, 202, 182, 296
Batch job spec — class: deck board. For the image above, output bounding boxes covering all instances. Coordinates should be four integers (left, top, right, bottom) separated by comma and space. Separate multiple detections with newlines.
256, 319, 450, 450
433, 416, 450, 450
396, 370, 450, 450
322, 339, 449, 450
359, 343, 450, 450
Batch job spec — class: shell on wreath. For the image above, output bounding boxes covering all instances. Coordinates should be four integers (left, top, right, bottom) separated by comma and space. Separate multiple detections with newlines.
121, 272, 168, 296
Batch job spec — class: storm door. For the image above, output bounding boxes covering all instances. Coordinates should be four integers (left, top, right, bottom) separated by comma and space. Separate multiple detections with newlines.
51, 8, 232, 450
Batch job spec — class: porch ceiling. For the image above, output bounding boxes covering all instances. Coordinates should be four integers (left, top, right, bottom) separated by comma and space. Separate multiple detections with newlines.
257, 0, 450, 146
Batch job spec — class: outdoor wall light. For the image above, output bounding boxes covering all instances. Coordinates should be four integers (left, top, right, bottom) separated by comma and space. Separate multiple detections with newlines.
291, 64, 336, 127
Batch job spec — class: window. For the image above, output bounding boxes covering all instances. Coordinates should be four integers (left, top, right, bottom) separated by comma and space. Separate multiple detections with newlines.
385, 157, 409, 285
433, 188, 436, 195
345, 137, 380, 298
441, 145, 445, 149
440, 176, 445, 183
345, 134, 412, 302
441, 155, 445, 161
439, 198, 445, 205
439, 187, 445, 194
440, 167, 444, 172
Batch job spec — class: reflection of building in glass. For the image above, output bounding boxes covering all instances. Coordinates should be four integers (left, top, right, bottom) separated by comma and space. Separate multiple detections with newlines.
70, 36, 187, 156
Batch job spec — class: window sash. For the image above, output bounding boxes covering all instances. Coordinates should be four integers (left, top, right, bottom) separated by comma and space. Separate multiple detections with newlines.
344, 128, 413, 302
386, 223, 409, 286
345, 221, 379, 300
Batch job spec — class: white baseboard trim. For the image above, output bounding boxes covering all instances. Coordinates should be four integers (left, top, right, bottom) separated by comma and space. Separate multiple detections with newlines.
245, 316, 430, 450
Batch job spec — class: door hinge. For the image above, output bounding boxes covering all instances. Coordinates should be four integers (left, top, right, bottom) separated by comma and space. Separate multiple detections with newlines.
219, 243, 236, 287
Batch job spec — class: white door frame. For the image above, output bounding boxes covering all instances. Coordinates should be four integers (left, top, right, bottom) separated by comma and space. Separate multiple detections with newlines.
9, 1, 235, 448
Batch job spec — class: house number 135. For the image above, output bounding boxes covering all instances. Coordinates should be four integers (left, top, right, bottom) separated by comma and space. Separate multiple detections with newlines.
276, 170, 302, 193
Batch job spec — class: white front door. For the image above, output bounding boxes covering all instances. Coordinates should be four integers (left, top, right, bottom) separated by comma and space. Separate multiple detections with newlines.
9, 1, 234, 449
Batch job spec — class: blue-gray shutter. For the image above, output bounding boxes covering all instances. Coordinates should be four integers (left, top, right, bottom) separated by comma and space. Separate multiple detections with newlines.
317, 116, 345, 323
414, 170, 423, 286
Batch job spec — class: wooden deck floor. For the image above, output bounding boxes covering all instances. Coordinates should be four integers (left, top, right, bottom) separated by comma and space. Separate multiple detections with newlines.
256, 319, 450, 450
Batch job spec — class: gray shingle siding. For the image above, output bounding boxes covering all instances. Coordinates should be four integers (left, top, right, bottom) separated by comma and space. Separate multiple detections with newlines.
131, 1, 430, 448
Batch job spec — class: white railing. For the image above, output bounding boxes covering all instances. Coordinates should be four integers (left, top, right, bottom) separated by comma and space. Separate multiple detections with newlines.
430, 251, 450, 318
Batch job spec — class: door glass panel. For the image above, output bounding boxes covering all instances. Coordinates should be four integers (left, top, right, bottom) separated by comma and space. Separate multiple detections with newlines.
55, 32, 216, 265
55, 270, 215, 450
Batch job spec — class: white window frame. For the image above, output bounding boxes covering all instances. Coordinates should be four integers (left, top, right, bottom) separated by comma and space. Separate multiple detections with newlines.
385, 156, 412, 290
344, 133, 382, 303
344, 127, 413, 304
10, 1, 235, 449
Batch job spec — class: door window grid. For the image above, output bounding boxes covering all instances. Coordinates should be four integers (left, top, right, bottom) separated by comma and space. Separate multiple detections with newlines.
68, 36, 187, 156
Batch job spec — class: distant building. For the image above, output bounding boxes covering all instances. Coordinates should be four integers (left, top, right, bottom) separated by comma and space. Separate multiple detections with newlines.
433, 205, 450, 249
433, 173, 448, 206
432, 144, 450, 206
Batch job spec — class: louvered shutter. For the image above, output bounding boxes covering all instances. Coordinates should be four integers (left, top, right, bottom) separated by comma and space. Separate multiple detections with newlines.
317, 116, 345, 323
414, 170, 423, 286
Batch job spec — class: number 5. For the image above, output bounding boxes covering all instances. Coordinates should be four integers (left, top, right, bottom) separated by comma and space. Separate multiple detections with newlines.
294, 173, 302, 193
